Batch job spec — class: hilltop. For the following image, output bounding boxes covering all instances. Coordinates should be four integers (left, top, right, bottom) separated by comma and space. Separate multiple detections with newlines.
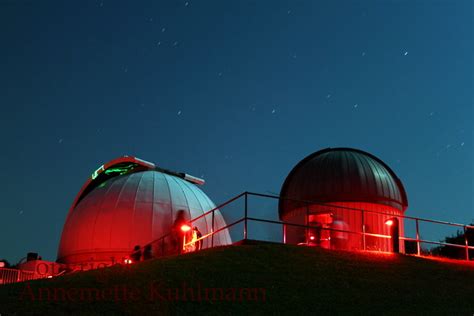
1, 241, 473, 315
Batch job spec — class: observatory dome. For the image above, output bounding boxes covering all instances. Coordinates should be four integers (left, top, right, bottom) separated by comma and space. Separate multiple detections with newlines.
279, 148, 408, 219
57, 156, 231, 265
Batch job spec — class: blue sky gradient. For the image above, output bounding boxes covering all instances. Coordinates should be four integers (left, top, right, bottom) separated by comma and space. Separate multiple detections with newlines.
0, 0, 472, 262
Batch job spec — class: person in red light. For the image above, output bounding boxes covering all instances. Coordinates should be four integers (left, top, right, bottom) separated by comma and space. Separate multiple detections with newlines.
172, 210, 189, 254
130, 245, 141, 262
330, 215, 349, 250
143, 244, 153, 260
193, 226, 203, 251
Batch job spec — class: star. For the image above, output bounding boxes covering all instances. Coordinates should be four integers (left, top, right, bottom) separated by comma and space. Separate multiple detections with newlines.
354, 104, 358, 108
177, 110, 182, 115
58, 138, 63, 144
404, 51, 408, 56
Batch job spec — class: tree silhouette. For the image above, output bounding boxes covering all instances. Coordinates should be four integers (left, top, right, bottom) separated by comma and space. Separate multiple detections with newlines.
431, 224, 473, 260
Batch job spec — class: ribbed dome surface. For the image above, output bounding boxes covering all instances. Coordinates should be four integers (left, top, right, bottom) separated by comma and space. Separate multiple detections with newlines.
279, 148, 408, 218
58, 170, 230, 263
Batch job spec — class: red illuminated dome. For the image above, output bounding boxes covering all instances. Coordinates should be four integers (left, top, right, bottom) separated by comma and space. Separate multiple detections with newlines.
279, 148, 408, 252
57, 156, 231, 265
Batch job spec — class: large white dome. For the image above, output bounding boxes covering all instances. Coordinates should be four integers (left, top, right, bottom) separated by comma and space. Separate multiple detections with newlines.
57, 157, 231, 264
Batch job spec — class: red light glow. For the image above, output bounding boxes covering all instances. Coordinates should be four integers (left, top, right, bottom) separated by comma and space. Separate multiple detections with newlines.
124, 259, 132, 264
181, 224, 191, 232
385, 219, 394, 226
309, 236, 315, 241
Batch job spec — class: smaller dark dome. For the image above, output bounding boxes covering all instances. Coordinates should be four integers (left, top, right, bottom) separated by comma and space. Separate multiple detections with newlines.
279, 148, 408, 218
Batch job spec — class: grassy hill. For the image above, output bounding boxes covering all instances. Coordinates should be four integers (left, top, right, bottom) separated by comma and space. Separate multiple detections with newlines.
1, 241, 473, 315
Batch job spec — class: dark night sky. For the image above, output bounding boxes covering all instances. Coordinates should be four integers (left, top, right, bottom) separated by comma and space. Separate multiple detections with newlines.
0, 0, 472, 263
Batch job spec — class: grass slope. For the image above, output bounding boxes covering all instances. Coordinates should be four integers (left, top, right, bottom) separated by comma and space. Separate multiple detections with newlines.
1, 241, 473, 315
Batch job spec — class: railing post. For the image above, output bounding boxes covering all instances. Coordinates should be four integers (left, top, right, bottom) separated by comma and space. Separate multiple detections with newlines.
416, 219, 421, 256
211, 209, 215, 248
306, 203, 309, 244
464, 226, 469, 261
362, 210, 366, 251
244, 192, 248, 240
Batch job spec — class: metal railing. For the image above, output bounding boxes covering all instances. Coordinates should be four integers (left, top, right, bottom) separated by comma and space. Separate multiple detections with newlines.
247, 192, 474, 260
0, 268, 36, 285
142, 192, 246, 257
3, 191, 470, 286
144, 192, 473, 262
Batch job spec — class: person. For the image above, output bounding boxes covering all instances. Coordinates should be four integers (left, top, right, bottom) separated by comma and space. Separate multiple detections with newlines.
130, 245, 141, 262
172, 210, 188, 254
193, 226, 203, 251
185, 229, 196, 253
143, 244, 152, 260
330, 216, 349, 250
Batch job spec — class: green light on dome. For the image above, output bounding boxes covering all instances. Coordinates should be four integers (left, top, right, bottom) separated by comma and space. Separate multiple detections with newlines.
104, 164, 136, 176
92, 165, 105, 180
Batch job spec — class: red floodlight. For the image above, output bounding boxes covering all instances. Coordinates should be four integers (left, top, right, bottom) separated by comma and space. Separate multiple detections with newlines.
124, 258, 132, 264
309, 236, 315, 241
385, 219, 394, 226
181, 224, 191, 232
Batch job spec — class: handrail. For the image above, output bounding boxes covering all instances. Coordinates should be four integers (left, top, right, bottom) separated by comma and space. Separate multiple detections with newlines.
184, 215, 473, 255
144, 193, 246, 249
184, 218, 245, 248
0, 268, 36, 285
138, 191, 473, 262
3, 191, 471, 286
188, 192, 246, 224
246, 191, 474, 229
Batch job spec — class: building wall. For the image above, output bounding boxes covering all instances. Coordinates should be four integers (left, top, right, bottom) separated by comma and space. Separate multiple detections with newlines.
282, 201, 405, 253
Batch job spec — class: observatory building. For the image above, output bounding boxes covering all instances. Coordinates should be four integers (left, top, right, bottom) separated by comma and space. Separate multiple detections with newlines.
57, 156, 231, 266
279, 148, 408, 252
